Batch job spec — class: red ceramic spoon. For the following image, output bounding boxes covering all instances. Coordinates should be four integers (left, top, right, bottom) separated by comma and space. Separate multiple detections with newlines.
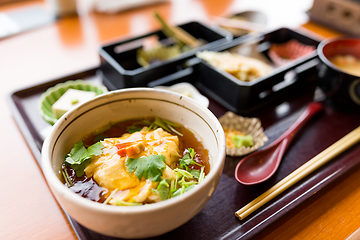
235, 101, 323, 185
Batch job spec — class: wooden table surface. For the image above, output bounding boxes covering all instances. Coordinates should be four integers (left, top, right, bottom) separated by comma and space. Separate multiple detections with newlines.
2, 0, 360, 239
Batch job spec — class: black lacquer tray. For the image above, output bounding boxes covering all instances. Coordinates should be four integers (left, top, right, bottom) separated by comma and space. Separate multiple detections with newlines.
7, 66, 360, 240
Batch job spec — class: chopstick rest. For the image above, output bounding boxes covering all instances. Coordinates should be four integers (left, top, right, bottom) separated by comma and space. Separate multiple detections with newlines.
235, 126, 360, 220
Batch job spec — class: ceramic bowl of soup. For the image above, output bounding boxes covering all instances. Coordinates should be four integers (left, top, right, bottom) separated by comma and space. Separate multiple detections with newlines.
41, 88, 226, 239
317, 37, 360, 111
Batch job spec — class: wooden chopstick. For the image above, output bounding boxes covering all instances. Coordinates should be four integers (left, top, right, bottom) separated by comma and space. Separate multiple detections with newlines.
215, 17, 265, 32
346, 226, 360, 240
235, 126, 360, 220
154, 12, 201, 48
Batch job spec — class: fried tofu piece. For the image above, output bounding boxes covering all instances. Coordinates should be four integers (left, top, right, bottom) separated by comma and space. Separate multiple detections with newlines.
84, 127, 180, 204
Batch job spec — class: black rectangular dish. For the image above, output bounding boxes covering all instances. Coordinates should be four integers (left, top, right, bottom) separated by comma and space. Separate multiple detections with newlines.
7, 66, 360, 240
195, 27, 321, 115
99, 21, 232, 89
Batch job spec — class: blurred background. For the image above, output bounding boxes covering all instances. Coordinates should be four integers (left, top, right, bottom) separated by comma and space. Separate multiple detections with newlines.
0, 0, 320, 87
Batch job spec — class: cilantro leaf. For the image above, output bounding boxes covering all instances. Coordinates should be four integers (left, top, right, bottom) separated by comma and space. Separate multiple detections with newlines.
126, 155, 166, 182
188, 148, 195, 159
65, 141, 87, 165
86, 142, 104, 156
70, 160, 91, 177
179, 148, 203, 170
179, 153, 193, 169
65, 140, 104, 177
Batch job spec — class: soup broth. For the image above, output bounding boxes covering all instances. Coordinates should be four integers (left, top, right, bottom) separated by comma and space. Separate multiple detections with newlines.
61, 117, 210, 205
329, 54, 360, 77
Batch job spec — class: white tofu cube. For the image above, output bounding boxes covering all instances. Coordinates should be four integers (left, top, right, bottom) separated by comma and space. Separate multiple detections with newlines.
52, 89, 96, 119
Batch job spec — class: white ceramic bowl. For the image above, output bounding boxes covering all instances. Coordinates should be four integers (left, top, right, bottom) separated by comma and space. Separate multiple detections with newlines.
41, 88, 226, 239
154, 82, 210, 108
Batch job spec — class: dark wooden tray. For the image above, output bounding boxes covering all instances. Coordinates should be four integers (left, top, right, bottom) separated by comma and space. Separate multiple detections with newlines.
7, 67, 360, 240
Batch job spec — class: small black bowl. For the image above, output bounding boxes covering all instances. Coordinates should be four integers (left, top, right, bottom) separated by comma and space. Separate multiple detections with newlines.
317, 37, 360, 112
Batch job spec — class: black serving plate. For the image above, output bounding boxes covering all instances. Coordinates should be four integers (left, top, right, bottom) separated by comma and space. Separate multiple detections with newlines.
99, 21, 232, 89
7, 66, 360, 240
195, 27, 322, 115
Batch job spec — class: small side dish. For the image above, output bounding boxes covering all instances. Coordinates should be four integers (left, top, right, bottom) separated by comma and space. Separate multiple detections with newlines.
38, 80, 108, 125
52, 89, 96, 119
136, 12, 205, 67
268, 39, 315, 67
137, 41, 182, 67
219, 111, 268, 156
197, 50, 273, 82
62, 117, 209, 205
154, 82, 209, 108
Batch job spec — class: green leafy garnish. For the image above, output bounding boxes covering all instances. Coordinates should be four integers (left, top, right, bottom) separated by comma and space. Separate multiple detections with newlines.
87, 142, 104, 156
232, 135, 254, 148
161, 148, 206, 198
127, 125, 142, 133
188, 169, 201, 179
126, 117, 183, 136
65, 140, 104, 177
123, 149, 205, 201
62, 165, 73, 187
163, 118, 183, 136
171, 185, 195, 198
175, 168, 194, 179
126, 155, 166, 182
170, 178, 177, 194
198, 166, 205, 183
179, 148, 203, 170
157, 179, 170, 200
149, 117, 170, 132
178, 177, 197, 187
65, 141, 87, 165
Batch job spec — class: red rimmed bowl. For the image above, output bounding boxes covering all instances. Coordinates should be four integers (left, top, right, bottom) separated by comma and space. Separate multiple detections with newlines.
317, 37, 360, 111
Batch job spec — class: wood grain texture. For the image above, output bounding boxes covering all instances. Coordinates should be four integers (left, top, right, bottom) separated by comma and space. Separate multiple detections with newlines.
2, 0, 360, 239
256, 164, 360, 240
